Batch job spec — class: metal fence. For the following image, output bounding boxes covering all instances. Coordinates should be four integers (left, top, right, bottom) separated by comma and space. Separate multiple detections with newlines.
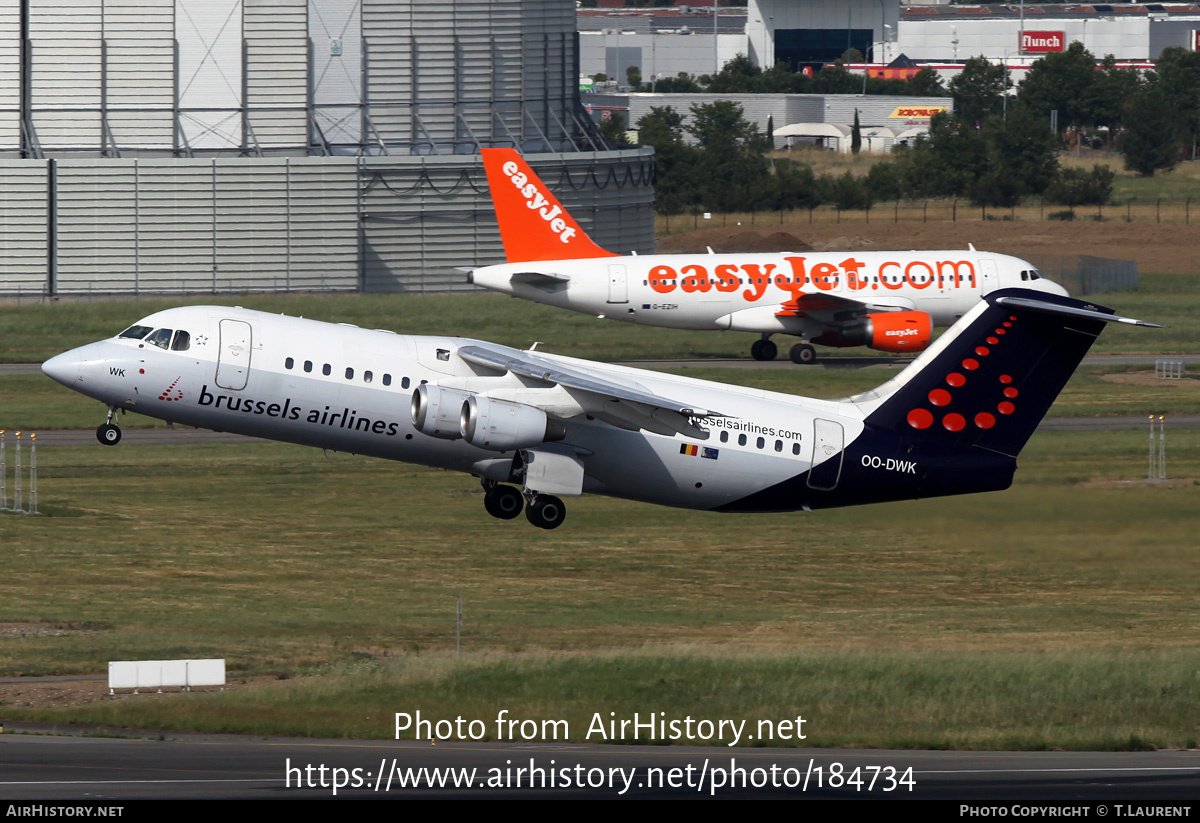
1023, 254, 1139, 296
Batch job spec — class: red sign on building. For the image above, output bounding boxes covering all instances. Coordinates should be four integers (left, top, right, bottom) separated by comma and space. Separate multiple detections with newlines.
1022, 31, 1066, 53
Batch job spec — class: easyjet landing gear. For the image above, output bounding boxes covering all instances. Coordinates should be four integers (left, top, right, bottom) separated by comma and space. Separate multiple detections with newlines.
483, 482, 524, 520
525, 493, 567, 530
97, 406, 121, 446
790, 343, 817, 364
750, 335, 777, 361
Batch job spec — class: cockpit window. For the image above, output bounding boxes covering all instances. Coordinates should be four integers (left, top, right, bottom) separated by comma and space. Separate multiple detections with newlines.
171, 330, 190, 351
1029, 270, 1041, 281
145, 328, 173, 349
118, 325, 152, 340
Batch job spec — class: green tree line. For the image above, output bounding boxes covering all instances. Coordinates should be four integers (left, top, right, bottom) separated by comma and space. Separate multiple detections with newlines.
610, 45, 1200, 215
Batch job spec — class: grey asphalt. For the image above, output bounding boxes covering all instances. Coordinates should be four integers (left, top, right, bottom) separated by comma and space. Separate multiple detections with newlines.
0, 722, 1197, 800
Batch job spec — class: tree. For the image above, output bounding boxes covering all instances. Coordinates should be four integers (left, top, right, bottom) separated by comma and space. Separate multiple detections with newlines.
1018, 42, 1105, 133
635, 107, 697, 214
599, 112, 631, 147
652, 72, 702, 94
1044, 165, 1114, 206
1119, 87, 1184, 176
811, 64, 860, 95
625, 65, 642, 90
705, 54, 761, 93
903, 66, 943, 97
1150, 47, 1200, 156
851, 109, 862, 155
686, 100, 771, 211
823, 171, 873, 212
948, 56, 1007, 126
979, 103, 1060, 199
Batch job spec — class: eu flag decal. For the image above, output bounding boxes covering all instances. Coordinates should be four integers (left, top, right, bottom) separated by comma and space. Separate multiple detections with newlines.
680, 444, 719, 460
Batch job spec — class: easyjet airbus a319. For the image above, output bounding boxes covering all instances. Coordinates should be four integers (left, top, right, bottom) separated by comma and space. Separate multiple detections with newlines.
470, 149, 1067, 363
44, 287, 1155, 529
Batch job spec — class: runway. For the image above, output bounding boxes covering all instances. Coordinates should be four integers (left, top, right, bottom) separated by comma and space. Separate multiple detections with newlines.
1, 722, 1198, 800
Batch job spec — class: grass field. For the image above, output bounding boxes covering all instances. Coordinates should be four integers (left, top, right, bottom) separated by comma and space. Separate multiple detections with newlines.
1, 426, 1199, 747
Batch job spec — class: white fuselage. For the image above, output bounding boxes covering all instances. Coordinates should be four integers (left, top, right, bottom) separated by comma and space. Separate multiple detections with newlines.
43, 305, 866, 512
471, 250, 1064, 337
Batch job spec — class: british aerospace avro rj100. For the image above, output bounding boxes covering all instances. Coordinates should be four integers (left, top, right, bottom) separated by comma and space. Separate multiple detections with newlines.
469, 149, 1067, 363
42, 290, 1155, 529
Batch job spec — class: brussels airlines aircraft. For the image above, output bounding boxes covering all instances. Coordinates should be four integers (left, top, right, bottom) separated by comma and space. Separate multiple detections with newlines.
469, 149, 1068, 363
43, 290, 1155, 529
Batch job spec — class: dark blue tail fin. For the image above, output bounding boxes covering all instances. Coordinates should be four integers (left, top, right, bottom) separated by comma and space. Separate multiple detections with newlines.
856, 288, 1146, 457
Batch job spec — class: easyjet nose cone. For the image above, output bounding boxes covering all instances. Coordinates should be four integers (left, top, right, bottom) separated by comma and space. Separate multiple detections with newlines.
42, 350, 82, 387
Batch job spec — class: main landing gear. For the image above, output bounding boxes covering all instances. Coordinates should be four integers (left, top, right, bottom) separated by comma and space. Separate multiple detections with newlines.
481, 480, 567, 530
750, 335, 818, 365
96, 405, 122, 446
789, 343, 817, 364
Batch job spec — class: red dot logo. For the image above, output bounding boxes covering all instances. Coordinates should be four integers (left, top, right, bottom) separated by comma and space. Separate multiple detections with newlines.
943, 413, 966, 432
998, 401, 1015, 415
975, 346, 990, 357
999, 374, 1013, 384
928, 388, 952, 407
995, 328, 1007, 335
946, 372, 966, 387
1004, 387, 1019, 399
987, 337, 999, 345
907, 409, 934, 430
962, 358, 980, 371
975, 412, 996, 429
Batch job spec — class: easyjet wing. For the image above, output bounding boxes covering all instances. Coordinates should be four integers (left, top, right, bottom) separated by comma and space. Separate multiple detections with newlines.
774, 291, 864, 317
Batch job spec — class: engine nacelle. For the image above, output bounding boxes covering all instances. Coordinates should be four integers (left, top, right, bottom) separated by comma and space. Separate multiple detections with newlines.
811, 311, 933, 354
460, 396, 566, 451
411, 384, 471, 439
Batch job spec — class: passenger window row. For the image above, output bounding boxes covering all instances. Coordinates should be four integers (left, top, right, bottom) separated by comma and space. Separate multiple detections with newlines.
717, 429, 802, 455
284, 357, 411, 390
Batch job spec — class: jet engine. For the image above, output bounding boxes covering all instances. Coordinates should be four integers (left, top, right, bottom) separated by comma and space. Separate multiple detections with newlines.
460, 396, 566, 451
411, 384, 472, 439
811, 310, 933, 354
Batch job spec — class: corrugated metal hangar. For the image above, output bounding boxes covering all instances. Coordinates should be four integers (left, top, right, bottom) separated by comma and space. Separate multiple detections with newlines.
0, 0, 655, 298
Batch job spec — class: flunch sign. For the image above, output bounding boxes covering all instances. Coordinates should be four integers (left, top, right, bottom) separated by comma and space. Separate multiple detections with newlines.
646, 256, 978, 302
1021, 31, 1065, 53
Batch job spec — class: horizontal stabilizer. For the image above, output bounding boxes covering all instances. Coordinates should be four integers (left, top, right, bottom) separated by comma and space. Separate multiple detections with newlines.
511, 271, 571, 286
994, 295, 1165, 328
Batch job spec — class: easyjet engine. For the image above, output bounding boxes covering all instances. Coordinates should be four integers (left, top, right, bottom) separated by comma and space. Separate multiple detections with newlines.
811, 311, 933, 354
411, 384, 472, 439
460, 396, 566, 451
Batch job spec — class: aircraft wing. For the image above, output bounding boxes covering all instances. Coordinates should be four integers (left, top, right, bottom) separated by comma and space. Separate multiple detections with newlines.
456, 344, 726, 438
774, 291, 867, 317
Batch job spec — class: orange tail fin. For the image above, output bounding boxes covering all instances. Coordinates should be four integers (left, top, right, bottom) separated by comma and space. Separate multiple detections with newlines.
481, 148, 618, 263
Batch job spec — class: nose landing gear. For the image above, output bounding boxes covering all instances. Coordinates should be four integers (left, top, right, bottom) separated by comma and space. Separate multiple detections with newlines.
750, 335, 777, 361
96, 406, 122, 446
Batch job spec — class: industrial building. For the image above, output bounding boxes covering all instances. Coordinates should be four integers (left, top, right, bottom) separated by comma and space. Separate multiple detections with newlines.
0, 0, 655, 298
581, 1, 1200, 85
